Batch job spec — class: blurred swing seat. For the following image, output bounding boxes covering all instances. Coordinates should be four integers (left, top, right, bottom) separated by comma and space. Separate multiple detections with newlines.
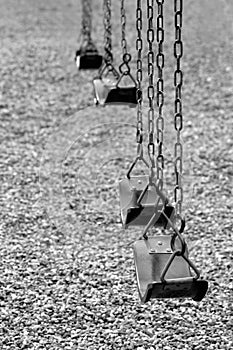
133, 235, 208, 303
75, 46, 103, 70
93, 67, 137, 107
93, 78, 137, 107
119, 175, 174, 229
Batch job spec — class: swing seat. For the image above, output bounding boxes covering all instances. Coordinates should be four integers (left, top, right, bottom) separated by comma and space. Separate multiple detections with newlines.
119, 175, 174, 229
75, 48, 103, 70
133, 236, 208, 303
93, 77, 137, 107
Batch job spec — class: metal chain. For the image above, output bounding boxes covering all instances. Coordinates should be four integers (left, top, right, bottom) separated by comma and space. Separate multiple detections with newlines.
103, 0, 113, 64
156, 0, 165, 190
119, 0, 131, 76
147, 0, 156, 178
136, 0, 143, 156
174, 0, 183, 217
121, 0, 128, 57
81, 0, 92, 43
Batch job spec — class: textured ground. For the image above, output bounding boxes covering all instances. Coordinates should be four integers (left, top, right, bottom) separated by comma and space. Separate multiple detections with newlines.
0, 0, 233, 349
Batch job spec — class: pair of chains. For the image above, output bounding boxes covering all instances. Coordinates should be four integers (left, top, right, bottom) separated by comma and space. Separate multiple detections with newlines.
147, 0, 165, 190
135, 0, 183, 216
135, 0, 165, 189
103, 0, 131, 75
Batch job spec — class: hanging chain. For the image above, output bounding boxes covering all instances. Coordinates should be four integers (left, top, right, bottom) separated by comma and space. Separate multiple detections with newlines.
119, 0, 132, 76
121, 0, 128, 57
103, 0, 113, 64
174, 0, 183, 217
81, 0, 92, 44
147, 0, 156, 178
156, 0, 165, 190
136, 0, 143, 157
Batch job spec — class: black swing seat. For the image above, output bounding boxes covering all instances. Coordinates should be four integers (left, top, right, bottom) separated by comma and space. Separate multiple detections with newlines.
119, 175, 174, 229
93, 77, 137, 107
75, 48, 103, 70
133, 236, 208, 303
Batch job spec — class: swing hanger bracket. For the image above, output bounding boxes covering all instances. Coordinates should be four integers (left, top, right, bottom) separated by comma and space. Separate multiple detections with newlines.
159, 247, 201, 284
126, 145, 150, 180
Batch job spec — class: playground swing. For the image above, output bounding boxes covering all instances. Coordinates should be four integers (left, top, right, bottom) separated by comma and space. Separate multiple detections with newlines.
75, 0, 103, 70
93, 0, 137, 107
119, 156, 175, 229
133, 213, 208, 302
120, 0, 208, 302
119, 0, 174, 230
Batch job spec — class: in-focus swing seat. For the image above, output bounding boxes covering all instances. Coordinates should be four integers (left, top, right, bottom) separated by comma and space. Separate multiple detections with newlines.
133, 235, 208, 303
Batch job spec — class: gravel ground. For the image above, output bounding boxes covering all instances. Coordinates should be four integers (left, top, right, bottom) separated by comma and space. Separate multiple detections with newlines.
0, 0, 233, 349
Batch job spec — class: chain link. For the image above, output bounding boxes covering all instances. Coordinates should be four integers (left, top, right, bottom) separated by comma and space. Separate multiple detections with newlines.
174, 0, 183, 216
81, 0, 92, 43
156, 0, 165, 189
147, 0, 155, 174
136, 0, 143, 155
103, 0, 113, 63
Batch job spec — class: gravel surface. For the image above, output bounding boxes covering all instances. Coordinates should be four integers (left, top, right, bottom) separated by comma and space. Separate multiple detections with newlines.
0, 0, 233, 349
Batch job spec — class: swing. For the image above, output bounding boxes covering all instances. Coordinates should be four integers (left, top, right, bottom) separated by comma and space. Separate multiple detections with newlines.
119, 0, 175, 229
119, 156, 175, 229
131, 0, 208, 302
75, 0, 103, 70
133, 226, 208, 303
93, 0, 137, 107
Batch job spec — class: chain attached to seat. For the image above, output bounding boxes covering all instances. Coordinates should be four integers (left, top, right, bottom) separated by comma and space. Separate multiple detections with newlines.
103, 0, 114, 66
174, 0, 184, 218
136, 0, 143, 158
75, 0, 103, 70
118, 0, 136, 86
147, 0, 156, 181
156, 0, 165, 190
